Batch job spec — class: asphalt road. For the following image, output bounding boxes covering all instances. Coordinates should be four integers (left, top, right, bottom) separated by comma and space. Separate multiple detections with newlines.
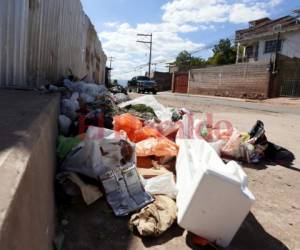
154, 92, 300, 115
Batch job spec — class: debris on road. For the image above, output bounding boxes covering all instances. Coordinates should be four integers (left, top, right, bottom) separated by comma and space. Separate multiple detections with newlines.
51, 79, 295, 248
176, 139, 255, 247
129, 195, 177, 237
143, 172, 177, 199
57, 172, 103, 205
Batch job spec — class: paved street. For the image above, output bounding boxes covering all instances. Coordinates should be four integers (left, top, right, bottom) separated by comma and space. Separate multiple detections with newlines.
154, 92, 300, 115
128, 92, 300, 250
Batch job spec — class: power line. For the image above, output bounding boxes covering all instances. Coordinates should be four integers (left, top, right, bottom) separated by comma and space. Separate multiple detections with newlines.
137, 33, 153, 77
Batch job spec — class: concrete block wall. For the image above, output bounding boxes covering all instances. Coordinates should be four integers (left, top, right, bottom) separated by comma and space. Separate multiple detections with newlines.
188, 62, 271, 99
151, 71, 172, 91
0, 0, 106, 88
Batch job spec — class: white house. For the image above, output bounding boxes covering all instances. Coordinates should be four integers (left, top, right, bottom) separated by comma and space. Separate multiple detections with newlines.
235, 9, 300, 63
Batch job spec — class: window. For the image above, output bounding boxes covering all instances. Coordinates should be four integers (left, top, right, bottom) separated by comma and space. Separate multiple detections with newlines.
246, 46, 254, 57
264, 40, 282, 53
137, 76, 150, 81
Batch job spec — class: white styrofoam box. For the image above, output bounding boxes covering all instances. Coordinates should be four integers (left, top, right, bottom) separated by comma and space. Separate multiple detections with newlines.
176, 139, 255, 247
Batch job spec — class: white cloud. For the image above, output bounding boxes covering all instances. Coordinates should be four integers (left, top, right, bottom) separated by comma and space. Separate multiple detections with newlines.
229, 3, 268, 23
162, 0, 278, 25
99, 0, 282, 80
268, 0, 283, 7
99, 22, 204, 79
162, 0, 230, 24
103, 21, 119, 28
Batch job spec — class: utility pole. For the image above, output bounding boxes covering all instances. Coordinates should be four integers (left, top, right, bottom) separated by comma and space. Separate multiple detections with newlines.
273, 32, 281, 74
137, 33, 152, 77
107, 57, 114, 69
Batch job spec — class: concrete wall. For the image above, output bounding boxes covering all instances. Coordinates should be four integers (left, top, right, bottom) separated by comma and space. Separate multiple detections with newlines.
0, 0, 106, 88
188, 62, 271, 99
151, 71, 172, 91
0, 90, 60, 250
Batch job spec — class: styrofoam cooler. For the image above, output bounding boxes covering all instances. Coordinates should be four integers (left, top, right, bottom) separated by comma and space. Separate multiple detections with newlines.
176, 139, 255, 247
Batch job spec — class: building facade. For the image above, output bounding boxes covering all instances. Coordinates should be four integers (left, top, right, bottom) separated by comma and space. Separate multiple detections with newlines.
235, 10, 300, 63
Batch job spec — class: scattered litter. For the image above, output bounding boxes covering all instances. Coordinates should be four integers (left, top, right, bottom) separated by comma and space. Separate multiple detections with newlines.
80, 93, 95, 103
143, 172, 177, 199
176, 139, 255, 247
192, 235, 218, 249
53, 81, 289, 247
61, 127, 133, 179
63, 79, 108, 97
67, 172, 103, 205
119, 95, 172, 122
114, 93, 130, 104
113, 113, 143, 140
58, 115, 72, 136
61, 98, 79, 121
137, 165, 171, 179
221, 130, 243, 159
136, 137, 179, 157
57, 135, 81, 160
101, 164, 154, 216
123, 104, 157, 121
129, 195, 177, 236
132, 126, 163, 143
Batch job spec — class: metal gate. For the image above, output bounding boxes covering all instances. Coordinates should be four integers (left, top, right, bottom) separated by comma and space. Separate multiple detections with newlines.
280, 79, 300, 97
173, 72, 188, 93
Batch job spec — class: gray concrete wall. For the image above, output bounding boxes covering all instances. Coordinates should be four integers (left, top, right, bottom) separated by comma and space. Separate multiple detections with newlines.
188, 62, 271, 99
151, 71, 172, 91
0, 90, 60, 250
0, 0, 106, 88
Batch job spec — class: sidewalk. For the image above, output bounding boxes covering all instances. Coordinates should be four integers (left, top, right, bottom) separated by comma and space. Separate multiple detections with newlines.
159, 92, 300, 106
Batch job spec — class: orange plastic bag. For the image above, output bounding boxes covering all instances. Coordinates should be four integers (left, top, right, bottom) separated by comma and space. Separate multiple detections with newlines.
137, 156, 153, 168
136, 137, 179, 157
133, 126, 163, 143
113, 113, 143, 141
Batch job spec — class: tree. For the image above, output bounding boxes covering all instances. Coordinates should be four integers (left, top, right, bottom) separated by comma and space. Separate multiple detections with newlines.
176, 50, 206, 68
207, 39, 236, 65
176, 50, 191, 66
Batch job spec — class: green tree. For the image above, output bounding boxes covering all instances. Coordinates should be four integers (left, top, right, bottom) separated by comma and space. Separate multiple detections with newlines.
207, 39, 236, 65
176, 50, 191, 66
176, 50, 206, 68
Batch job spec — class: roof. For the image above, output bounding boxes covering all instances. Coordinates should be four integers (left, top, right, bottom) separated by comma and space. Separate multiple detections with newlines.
236, 13, 300, 42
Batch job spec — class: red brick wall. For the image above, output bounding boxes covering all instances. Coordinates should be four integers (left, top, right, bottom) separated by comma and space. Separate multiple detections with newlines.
188, 62, 271, 99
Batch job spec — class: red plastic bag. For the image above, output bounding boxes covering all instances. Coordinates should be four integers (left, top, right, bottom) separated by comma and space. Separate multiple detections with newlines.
113, 113, 143, 141
136, 137, 179, 157
133, 126, 163, 143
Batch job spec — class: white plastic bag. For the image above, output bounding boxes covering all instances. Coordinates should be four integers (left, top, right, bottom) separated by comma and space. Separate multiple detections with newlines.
61, 98, 79, 120
63, 79, 108, 97
119, 95, 172, 122
58, 115, 72, 136
143, 172, 177, 199
114, 93, 129, 104
80, 93, 95, 103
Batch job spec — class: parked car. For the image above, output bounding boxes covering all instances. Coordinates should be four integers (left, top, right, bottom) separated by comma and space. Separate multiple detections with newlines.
128, 76, 158, 94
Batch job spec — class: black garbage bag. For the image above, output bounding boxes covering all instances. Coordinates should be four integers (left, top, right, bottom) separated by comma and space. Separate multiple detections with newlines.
249, 120, 295, 166
265, 142, 295, 166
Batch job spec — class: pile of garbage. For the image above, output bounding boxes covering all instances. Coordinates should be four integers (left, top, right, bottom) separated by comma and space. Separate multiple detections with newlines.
53, 80, 293, 248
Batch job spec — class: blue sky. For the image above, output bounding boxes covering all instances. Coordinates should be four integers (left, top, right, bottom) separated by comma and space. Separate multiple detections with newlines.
81, 0, 299, 80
